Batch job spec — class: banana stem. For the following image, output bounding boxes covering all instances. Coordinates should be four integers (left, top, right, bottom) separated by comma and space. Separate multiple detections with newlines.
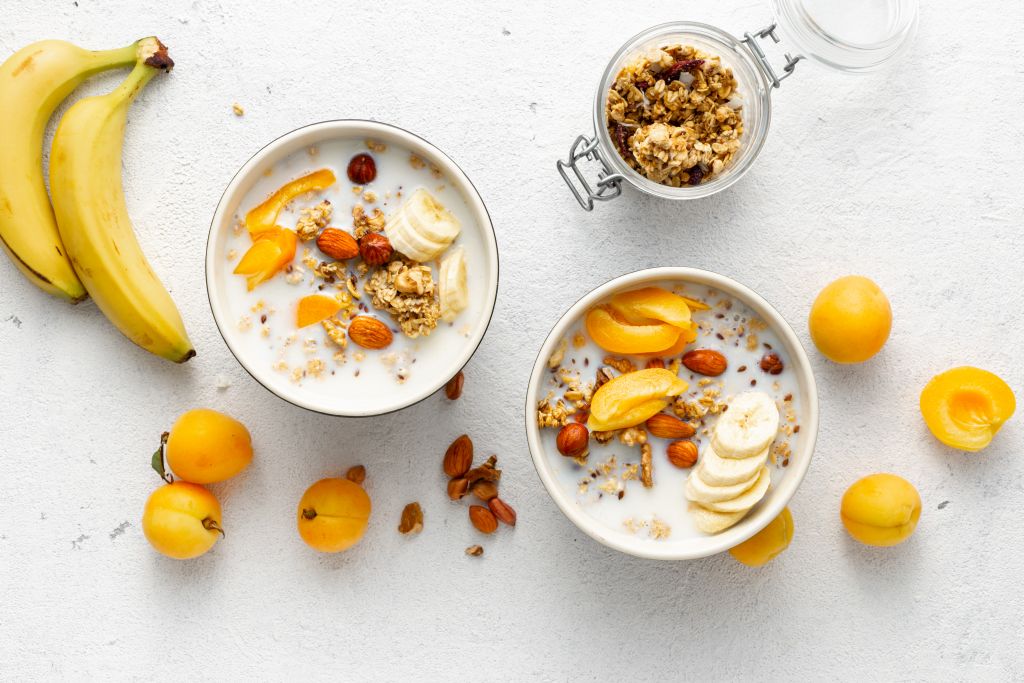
107, 38, 173, 104
82, 42, 142, 76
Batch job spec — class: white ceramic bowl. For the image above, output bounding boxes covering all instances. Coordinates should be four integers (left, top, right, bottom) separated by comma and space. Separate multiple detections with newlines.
525, 267, 818, 560
207, 120, 499, 416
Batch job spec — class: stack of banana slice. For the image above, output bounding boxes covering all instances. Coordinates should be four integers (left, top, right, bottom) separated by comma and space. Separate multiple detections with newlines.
385, 187, 469, 322
685, 392, 779, 534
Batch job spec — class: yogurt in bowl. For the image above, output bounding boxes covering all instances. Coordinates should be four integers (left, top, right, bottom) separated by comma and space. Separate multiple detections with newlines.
207, 121, 498, 416
525, 267, 818, 560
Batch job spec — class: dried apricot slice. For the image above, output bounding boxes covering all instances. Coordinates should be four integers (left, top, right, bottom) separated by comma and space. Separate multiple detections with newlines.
588, 368, 688, 432
245, 168, 336, 238
920, 367, 1015, 452
608, 286, 692, 328
233, 228, 297, 290
585, 307, 680, 355
297, 294, 342, 328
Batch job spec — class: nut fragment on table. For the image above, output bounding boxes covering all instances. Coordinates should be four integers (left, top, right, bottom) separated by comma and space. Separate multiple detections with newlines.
398, 502, 424, 535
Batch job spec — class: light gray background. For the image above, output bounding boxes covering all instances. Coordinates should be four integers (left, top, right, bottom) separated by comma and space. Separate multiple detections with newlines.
1, 1, 1022, 680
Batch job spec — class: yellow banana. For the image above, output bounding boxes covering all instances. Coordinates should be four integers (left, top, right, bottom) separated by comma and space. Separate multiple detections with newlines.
0, 38, 140, 302
50, 38, 195, 363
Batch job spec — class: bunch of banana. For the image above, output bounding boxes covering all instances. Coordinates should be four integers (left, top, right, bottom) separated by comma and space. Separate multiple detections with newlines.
49, 38, 194, 363
0, 38, 139, 301
0, 36, 194, 363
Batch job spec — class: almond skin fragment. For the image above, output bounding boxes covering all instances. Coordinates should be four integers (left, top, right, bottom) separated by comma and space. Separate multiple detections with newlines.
316, 228, 359, 260
488, 498, 516, 527
471, 480, 498, 502
345, 465, 366, 484
443, 434, 473, 477
348, 316, 393, 350
682, 349, 728, 376
646, 413, 696, 439
666, 441, 698, 468
469, 505, 498, 534
447, 477, 469, 500
465, 544, 484, 557
398, 502, 424, 535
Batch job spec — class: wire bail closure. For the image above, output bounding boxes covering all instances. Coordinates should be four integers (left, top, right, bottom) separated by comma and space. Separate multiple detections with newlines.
742, 23, 803, 89
556, 134, 625, 211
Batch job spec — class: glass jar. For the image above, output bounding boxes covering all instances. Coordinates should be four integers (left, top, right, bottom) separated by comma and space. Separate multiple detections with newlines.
558, 0, 919, 210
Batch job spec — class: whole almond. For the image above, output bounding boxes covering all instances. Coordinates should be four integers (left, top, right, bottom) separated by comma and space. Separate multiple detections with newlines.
348, 316, 393, 350
469, 505, 498, 534
447, 477, 469, 500
471, 479, 498, 502
667, 440, 699, 468
443, 434, 473, 477
316, 228, 359, 260
556, 423, 589, 458
646, 413, 696, 439
488, 498, 516, 527
444, 371, 464, 400
682, 349, 728, 376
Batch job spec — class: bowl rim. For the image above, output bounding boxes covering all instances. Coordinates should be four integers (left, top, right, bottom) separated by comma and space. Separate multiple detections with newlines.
206, 119, 499, 417
524, 267, 819, 560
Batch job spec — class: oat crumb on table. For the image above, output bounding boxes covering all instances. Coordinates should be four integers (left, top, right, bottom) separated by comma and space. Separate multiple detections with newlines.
231, 102, 244, 116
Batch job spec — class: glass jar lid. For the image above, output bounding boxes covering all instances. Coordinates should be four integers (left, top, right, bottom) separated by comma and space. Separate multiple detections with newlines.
769, 0, 919, 72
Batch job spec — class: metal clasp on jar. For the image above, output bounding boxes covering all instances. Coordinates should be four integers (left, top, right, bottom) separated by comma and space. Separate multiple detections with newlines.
741, 23, 803, 89
556, 134, 625, 211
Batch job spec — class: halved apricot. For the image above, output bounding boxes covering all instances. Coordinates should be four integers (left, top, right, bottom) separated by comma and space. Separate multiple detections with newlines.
636, 321, 698, 357
585, 307, 681, 355
297, 294, 342, 328
233, 228, 298, 290
245, 168, 336, 238
920, 367, 1015, 452
588, 368, 688, 432
608, 286, 692, 328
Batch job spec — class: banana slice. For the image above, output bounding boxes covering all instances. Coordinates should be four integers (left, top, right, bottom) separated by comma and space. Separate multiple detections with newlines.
685, 466, 761, 505
703, 467, 771, 513
384, 188, 460, 262
711, 391, 780, 458
697, 442, 769, 487
689, 503, 748, 534
439, 246, 468, 322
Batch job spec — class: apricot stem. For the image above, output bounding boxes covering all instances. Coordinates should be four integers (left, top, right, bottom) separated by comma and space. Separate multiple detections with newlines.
202, 517, 225, 538
151, 432, 173, 484
302, 508, 317, 520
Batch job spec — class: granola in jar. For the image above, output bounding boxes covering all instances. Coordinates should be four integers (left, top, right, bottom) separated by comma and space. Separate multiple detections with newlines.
605, 45, 742, 186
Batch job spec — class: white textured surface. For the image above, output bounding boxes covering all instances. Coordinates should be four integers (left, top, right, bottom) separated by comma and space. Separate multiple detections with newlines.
1, 1, 1023, 680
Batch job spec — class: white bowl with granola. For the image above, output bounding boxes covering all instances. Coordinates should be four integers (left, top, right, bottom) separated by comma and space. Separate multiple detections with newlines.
207, 121, 498, 416
525, 268, 818, 560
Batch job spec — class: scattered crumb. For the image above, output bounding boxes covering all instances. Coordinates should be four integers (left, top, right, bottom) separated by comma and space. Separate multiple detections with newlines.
231, 102, 245, 116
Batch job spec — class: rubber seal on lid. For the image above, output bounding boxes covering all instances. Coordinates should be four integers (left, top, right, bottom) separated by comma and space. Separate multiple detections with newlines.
769, 0, 919, 72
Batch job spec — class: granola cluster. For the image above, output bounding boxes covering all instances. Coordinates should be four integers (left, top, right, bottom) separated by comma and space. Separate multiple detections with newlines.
606, 45, 742, 187
364, 260, 441, 338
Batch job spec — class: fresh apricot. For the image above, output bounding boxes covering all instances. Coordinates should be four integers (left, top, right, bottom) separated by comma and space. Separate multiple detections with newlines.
585, 307, 681, 355
588, 368, 688, 432
920, 367, 1015, 452
165, 409, 253, 484
608, 286, 692, 329
808, 276, 891, 363
636, 322, 698, 357
142, 481, 224, 560
840, 474, 920, 547
297, 294, 342, 328
729, 508, 793, 567
297, 478, 371, 553
233, 227, 298, 290
245, 168, 336, 237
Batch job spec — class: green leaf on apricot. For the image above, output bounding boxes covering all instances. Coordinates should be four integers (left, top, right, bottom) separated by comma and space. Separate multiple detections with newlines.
151, 432, 172, 483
